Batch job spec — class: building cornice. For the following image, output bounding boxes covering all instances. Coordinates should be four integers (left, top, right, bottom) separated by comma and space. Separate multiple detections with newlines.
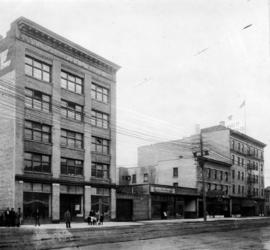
13, 17, 120, 74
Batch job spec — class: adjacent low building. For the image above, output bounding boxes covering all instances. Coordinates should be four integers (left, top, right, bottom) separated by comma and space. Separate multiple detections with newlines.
0, 17, 120, 223
117, 124, 266, 220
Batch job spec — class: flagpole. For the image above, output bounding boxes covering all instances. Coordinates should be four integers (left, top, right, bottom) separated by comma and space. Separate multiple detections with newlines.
244, 101, 247, 134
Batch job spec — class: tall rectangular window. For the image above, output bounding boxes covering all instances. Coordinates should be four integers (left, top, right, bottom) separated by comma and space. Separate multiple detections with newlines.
207, 168, 211, 179
91, 136, 110, 155
132, 174, 136, 184
231, 154, 235, 165
91, 110, 109, 129
232, 170, 235, 179
61, 158, 83, 176
25, 88, 51, 112
24, 120, 51, 143
25, 56, 51, 82
143, 173, 148, 183
91, 83, 109, 103
91, 162, 109, 179
61, 129, 83, 149
61, 100, 83, 121
61, 71, 83, 94
173, 167, 178, 177
237, 157, 240, 166
24, 152, 51, 173
225, 172, 228, 181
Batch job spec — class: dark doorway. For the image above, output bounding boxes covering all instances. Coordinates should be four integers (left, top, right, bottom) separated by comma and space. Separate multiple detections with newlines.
161, 202, 168, 219
116, 199, 133, 221
60, 194, 82, 221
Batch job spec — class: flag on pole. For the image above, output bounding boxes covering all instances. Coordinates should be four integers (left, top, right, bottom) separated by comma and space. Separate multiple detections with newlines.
239, 100, 246, 108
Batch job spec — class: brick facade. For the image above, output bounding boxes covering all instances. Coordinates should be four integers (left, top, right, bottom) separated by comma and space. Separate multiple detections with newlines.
0, 17, 120, 222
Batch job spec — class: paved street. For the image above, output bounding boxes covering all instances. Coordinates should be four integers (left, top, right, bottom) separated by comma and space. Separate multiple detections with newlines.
75, 226, 270, 250
1, 217, 270, 249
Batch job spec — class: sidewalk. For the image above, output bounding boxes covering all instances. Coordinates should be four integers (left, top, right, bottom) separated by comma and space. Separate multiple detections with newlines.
19, 216, 269, 230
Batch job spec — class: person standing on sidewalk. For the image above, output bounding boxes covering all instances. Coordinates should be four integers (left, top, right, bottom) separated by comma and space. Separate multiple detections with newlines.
64, 209, 71, 228
34, 208, 40, 227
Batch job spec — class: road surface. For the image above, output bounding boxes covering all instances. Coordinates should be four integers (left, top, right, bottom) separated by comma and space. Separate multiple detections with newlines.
74, 226, 270, 250
1, 218, 270, 249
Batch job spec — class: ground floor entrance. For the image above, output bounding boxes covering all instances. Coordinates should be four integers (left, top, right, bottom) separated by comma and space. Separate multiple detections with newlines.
15, 181, 116, 224
116, 199, 133, 221
60, 194, 83, 221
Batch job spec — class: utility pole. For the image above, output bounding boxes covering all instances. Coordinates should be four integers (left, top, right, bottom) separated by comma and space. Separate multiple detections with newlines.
199, 131, 207, 222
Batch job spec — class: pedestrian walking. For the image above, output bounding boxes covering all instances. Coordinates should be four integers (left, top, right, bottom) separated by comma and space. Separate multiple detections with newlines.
5, 208, 11, 227
10, 208, 16, 227
99, 212, 104, 225
16, 208, 22, 227
64, 209, 71, 228
96, 210, 100, 225
34, 208, 40, 227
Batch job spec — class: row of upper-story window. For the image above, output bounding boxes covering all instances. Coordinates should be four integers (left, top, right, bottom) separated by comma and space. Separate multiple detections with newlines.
230, 138, 263, 160
231, 154, 263, 171
25, 88, 109, 129
232, 184, 264, 197
231, 169, 263, 184
206, 183, 229, 194
25, 55, 110, 102
24, 119, 110, 154
206, 168, 229, 182
24, 151, 110, 178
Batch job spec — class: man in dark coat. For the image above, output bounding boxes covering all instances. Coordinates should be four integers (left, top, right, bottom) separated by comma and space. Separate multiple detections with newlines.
10, 208, 16, 227
34, 208, 40, 227
64, 209, 71, 228
5, 208, 11, 227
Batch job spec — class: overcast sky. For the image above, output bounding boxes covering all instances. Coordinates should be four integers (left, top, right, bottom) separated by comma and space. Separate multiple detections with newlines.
1, 0, 270, 184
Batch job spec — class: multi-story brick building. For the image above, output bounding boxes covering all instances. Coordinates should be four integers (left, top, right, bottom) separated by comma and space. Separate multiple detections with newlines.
118, 136, 232, 219
264, 186, 270, 216
118, 124, 266, 219
0, 17, 120, 223
201, 125, 266, 216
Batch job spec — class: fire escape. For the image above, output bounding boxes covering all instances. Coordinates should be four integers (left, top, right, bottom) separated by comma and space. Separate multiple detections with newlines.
246, 153, 255, 198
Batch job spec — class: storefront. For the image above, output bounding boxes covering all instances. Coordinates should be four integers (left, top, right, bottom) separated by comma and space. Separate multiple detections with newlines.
116, 184, 198, 221
60, 185, 84, 221
23, 182, 51, 224
91, 187, 111, 221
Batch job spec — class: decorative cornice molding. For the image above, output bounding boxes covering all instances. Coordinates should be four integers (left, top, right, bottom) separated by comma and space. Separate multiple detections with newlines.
14, 17, 120, 75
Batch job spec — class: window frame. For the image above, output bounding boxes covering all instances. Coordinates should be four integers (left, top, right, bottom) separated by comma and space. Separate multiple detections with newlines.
25, 56, 51, 82
61, 70, 83, 94
173, 167, 178, 177
25, 88, 51, 112
91, 136, 110, 155
61, 157, 83, 176
91, 110, 109, 129
24, 152, 51, 173
91, 162, 110, 179
91, 82, 109, 103
24, 120, 51, 143
61, 129, 83, 149
61, 99, 83, 121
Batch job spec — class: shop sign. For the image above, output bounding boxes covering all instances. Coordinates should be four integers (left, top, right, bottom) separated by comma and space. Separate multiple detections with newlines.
150, 186, 175, 194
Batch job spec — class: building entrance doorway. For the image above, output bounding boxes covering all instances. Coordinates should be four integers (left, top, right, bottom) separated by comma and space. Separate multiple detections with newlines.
60, 194, 82, 221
